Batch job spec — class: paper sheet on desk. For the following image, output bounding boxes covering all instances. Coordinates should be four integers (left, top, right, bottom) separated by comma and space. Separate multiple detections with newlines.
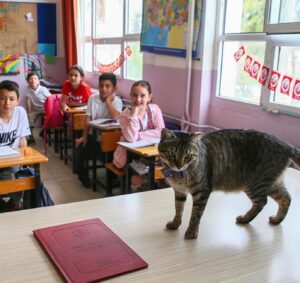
89, 118, 120, 126
117, 139, 160, 149
74, 105, 87, 110
0, 146, 20, 158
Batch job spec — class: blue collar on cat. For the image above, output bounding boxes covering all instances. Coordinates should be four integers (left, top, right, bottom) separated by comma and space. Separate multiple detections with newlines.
161, 167, 188, 178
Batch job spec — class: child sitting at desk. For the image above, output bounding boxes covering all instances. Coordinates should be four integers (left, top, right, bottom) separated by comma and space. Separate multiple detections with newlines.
74, 73, 123, 188
25, 72, 51, 144
60, 65, 92, 112
113, 80, 165, 189
0, 80, 31, 210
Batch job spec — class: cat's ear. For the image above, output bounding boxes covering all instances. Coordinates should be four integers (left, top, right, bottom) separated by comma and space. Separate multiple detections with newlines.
161, 128, 176, 140
188, 132, 203, 143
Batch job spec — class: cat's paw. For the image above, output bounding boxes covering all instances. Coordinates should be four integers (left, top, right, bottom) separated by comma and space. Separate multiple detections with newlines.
236, 215, 250, 224
166, 220, 181, 230
184, 229, 198, 239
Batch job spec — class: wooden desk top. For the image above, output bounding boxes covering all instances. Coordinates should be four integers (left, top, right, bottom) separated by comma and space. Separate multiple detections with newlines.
0, 147, 48, 168
127, 145, 159, 157
65, 107, 86, 114
1, 170, 300, 282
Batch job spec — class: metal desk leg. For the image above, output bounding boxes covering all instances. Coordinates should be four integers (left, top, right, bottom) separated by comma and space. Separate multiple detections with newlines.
125, 150, 132, 194
92, 128, 97, 191
148, 156, 155, 190
33, 164, 42, 207
72, 129, 76, 173
64, 114, 68, 165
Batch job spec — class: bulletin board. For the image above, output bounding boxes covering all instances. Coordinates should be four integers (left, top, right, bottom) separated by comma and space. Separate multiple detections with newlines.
0, 2, 37, 55
0, 2, 56, 75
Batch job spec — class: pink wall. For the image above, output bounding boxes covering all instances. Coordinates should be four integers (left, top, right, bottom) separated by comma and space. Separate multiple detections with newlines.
84, 61, 300, 148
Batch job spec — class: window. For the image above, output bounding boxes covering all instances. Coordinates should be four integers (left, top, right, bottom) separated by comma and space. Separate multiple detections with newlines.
78, 0, 143, 80
217, 0, 300, 116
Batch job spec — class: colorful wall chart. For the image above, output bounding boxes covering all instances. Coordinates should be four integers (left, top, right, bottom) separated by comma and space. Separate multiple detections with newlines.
140, 0, 202, 59
0, 53, 20, 75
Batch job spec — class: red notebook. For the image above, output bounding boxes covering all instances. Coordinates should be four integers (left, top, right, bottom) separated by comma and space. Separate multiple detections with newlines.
33, 218, 148, 283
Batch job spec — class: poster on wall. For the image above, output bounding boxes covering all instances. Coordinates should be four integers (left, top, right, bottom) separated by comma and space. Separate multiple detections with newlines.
0, 2, 56, 75
140, 0, 202, 59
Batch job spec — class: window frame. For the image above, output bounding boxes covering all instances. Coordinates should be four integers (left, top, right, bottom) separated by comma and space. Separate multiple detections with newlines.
78, 0, 143, 80
216, 0, 300, 117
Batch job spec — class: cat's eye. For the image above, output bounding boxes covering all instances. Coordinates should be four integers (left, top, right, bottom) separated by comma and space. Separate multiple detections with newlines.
168, 151, 176, 158
185, 154, 194, 161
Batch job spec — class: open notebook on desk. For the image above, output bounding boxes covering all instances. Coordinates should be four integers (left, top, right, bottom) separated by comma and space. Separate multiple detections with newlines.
0, 146, 20, 158
89, 118, 120, 127
118, 139, 160, 149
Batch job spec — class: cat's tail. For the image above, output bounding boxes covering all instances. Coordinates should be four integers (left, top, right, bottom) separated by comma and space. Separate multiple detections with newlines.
289, 147, 300, 170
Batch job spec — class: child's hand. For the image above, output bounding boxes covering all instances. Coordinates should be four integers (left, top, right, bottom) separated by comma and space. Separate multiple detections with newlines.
75, 136, 86, 147
106, 95, 115, 104
62, 103, 70, 112
130, 105, 139, 117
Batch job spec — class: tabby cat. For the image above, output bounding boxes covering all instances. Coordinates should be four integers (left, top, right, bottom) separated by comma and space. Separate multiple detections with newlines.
158, 128, 300, 239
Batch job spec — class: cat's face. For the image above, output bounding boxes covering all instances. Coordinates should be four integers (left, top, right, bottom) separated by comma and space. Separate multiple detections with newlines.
158, 128, 202, 171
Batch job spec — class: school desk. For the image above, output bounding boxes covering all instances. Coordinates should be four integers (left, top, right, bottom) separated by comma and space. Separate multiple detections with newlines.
88, 120, 121, 191
0, 147, 48, 207
1, 182, 300, 282
120, 144, 160, 194
63, 107, 86, 166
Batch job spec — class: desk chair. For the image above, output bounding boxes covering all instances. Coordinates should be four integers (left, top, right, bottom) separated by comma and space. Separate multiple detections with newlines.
0, 176, 35, 211
101, 131, 125, 196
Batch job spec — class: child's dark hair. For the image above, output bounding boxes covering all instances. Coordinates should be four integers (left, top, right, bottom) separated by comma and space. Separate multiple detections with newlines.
99, 73, 117, 87
69, 65, 85, 77
26, 72, 40, 81
131, 80, 152, 94
0, 80, 19, 98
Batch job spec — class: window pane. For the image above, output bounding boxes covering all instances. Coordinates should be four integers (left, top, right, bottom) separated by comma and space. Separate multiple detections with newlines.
94, 44, 121, 75
225, 0, 266, 33
270, 46, 300, 108
219, 41, 265, 104
82, 43, 93, 72
126, 0, 142, 34
124, 42, 142, 80
83, 0, 92, 36
269, 0, 300, 24
95, 0, 123, 38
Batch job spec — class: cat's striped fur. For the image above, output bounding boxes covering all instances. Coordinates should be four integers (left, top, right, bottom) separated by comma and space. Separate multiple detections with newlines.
158, 128, 300, 239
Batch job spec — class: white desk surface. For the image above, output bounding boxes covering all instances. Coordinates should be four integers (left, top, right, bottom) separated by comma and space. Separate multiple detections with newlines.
1, 170, 300, 282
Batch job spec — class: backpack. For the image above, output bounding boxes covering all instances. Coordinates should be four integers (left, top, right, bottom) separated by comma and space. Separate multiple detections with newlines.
43, 94, 64, 128
43, 94, 64, 154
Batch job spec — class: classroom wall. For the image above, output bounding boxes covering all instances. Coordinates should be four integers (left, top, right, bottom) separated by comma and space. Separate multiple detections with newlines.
0, 0, 66, 106
2, 0, 298, 148
116, 0, 300, 148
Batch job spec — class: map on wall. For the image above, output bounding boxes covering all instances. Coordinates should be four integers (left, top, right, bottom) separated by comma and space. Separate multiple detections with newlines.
140, 0, 202, 59
0, 2, 56, 75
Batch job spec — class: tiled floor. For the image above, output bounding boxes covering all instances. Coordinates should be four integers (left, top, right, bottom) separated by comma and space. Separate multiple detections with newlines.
31, 128, 108, 205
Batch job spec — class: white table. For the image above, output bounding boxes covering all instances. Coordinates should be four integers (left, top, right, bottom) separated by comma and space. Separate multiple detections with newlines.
1, 172, 300, 282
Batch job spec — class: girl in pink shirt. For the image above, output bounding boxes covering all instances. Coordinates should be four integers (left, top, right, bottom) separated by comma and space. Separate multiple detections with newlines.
113, 80, 165, 170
